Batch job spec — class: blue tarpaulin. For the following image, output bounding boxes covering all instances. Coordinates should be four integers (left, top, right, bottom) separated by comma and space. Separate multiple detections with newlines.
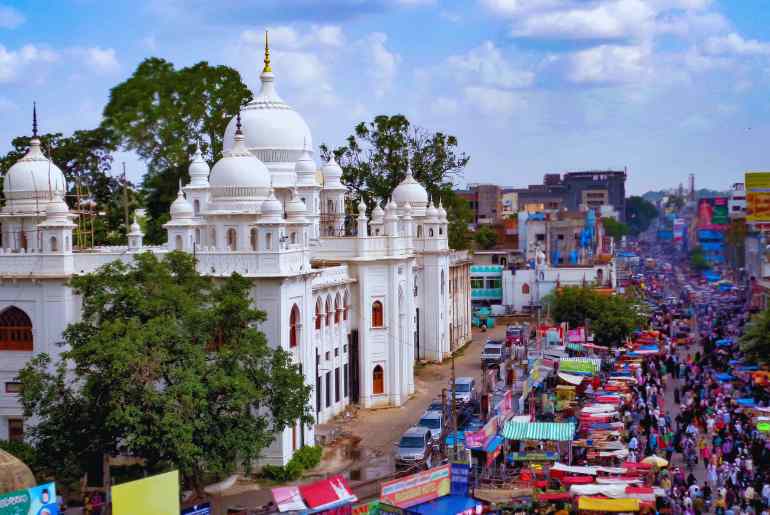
715, 373, 734, 382
484, 435, 504, 453
404, 495, 483, 515
715, 339, 733, 347
737, 398, 756, 407
737, 365, 759, 372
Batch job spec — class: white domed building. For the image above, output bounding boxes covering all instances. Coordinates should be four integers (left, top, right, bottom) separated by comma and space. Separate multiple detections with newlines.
0, 40, 472, 468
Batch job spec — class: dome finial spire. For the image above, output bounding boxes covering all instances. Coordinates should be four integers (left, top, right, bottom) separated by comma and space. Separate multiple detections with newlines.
263, 30, 272, 73
235, 111, 242, 135
32, 101, 38, 138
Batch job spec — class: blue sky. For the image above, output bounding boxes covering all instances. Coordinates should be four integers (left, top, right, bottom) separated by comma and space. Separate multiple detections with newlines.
1, 0, 769, 194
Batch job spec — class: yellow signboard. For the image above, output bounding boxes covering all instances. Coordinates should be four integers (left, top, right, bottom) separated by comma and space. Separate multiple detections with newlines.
112, 470, 180, 515
745, 172, 770, 222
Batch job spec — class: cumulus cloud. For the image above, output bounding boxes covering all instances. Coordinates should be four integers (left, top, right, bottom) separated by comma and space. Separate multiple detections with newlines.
567, 44, 652, 84
81, 47, 120, 74
464, 86, 523, 118
362, 32, 400, 98
390, 0, 436, 5
430, 96, 459, 117
0, 44, 58, 84
704, 33, 770, 56
447, 41, 535, 89
0, 4, 24, 29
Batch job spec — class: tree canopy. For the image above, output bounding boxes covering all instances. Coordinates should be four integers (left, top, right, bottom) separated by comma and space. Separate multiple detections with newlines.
740, 308, 770, 366
547, 286, 641, 347
625, 196, 659, 236
474, 225, 498, 250
101, 58, 253, 243
18, 252, 311, 492
601, 217, 629, 241
689, 246, 710, 271
321, 114, 472, 249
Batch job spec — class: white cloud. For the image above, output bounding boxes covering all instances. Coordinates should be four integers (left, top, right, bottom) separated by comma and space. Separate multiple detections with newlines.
704, 33, 770, 56
81, 47, 120, 74
363, 32, 400, 98
0, 4, 24, 29
390, 0, 436, 5
315, 25, 344, 47
447, 41, 535, 89
567, 44, 652, 84
252, 25, 345, 51
430, 96, 459, 117
464, 86, 523, 117
0, 44, 58, 84
141, 35, 158, 51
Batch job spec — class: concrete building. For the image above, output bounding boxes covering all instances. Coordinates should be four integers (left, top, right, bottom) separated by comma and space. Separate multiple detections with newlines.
561, 171, 627, 221
0, 44, 471, 467
456, 184, 501, 225
729, 182, 746, 220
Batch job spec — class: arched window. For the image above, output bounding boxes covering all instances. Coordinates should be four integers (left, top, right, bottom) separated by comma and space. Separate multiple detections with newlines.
49, 236, 58, 252
327, 199, 334, 213
315, 298, 323, 330
0, 307, 33, 351
20, 231, 27, 251
290, 232, 297, 244
429, 228, 434, 237
597, 268, 604, 284
325, 297, 333, 327
195, 228, 201, 245
372, 365, 384, 395
334, 294, 342, 324
343, 290, 350, 321
193, 199, 200, 216
371, 300, 384, 328
439, 227, 443, 235
290, 304, 300, 348
227, 228, 237, 251
417, 225, 423, 238
64, 235, 70, 251
441, 270, 445, 295
175, 235, 183, 250
210, 228, 216, 247
250, 228, 258, 251
522, 283, 530, 294
266, 232, 272, 250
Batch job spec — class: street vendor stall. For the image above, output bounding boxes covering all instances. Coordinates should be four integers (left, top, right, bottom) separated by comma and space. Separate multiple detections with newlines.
577, 496, 640, 512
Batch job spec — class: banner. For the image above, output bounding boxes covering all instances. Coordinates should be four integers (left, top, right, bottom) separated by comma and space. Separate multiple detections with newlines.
697, 197, 728, 229
352, 501, 380, 515
450, 463, 470, 496
380, 464, 450, 509
746, 172, 770, 223
112, 470, 179, 515
0, 483, 58, 515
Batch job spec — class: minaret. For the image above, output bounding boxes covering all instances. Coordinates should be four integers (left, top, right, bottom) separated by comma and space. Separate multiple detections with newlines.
128, 215, 144, 251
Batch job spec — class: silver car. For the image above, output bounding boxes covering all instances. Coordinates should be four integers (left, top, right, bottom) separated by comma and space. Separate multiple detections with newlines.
417, 411, 443, 442
394, 426, 433, 469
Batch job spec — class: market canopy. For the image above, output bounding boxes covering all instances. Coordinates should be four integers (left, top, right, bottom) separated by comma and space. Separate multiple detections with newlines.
559, 358, 601, 375
558, 372, 585, 385
578, 497, 640, 512
501, 421, 576, 441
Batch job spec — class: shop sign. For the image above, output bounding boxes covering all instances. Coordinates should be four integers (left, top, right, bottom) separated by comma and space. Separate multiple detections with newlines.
0, 483, 58, 515
509, 451, 559, 461
450, 463, 470, 496
380, 464, 450, 509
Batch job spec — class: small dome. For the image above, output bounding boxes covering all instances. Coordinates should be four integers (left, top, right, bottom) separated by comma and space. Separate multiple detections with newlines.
129, 215, 143, 236
321, 155, 344, 189
285, 190, 307, 221
437, 202, 447, 221
210, 123, 272, 201
402, 201, 413, 219
260, 191, 283, 222
357, 199, 367, 215
0, 448, 35, 494
4, 137, 67, 210
170, 189, 194, 219
188, 145, 210, 187
44, 193, 70, 221
426, 201, 439, 221
392, 168, 428, 208
372, 202, 385, 222
294, 147, 317, 187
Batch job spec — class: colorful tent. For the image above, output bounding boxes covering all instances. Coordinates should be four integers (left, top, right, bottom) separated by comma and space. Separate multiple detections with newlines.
578, 497, 640, 512
501, 421, 576, 441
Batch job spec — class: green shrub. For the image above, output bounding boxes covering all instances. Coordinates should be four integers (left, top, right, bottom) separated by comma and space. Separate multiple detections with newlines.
260, 446, 323, 481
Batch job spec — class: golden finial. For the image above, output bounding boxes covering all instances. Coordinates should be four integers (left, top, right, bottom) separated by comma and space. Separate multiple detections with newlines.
263, 30, 272, 73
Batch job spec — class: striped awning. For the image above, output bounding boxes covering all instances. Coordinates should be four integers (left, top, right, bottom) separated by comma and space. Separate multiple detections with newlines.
559, 358, 601, 374
501, 421, 576, 441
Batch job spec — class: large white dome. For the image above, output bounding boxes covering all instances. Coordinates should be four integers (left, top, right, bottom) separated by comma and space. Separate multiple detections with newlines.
4, 138, 67, 212
209, 127, 272, 202
392, 168, 428, 208
223, 70, 313, 166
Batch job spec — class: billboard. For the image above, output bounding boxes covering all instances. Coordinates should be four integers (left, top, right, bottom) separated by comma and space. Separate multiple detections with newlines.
673, 218, 686, 242
380, 464, 450, 508
746, 172, 770, 223
696, 197, 728, 229
112, 470, 179, 515
0, 483, 58, 515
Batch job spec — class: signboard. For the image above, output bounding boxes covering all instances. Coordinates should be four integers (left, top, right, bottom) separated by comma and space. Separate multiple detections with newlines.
465, 416, 498, 449
112, 470, 179, 515
509, 451, 560, 461
181, 504, 211, 515
271, 486, 307, 512
697, 197, 728, 229
746, 172, 770, 223
559, 360, 598, 374
450, 463, 470, 496
352, 501, 380, 515
380, 464, 450, 509
673, 218, 686, 242
0, 483, 58, 515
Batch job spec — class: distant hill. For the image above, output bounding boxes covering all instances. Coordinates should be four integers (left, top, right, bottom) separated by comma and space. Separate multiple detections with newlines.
641, 188, 729, 203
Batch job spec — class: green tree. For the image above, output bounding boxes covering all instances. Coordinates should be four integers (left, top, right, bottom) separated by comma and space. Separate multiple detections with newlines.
625, 196, 659, 235
101, 58, 253, 243
18, 252, 311, 493
473, 225, 498, 250
590, 294, 641, 347
547, 287, 603, 328
602, 217, 630, 240
690, 246, 710, 271
725, 218, 747, 269
741, 308, 770, 365
320, 115, 471, 249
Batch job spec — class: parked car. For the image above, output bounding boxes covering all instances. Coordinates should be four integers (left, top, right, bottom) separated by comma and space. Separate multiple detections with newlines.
417, 410, 444, 442
452, 377, 476, 404
480, 342, 504, 367
394, 426, 434, 469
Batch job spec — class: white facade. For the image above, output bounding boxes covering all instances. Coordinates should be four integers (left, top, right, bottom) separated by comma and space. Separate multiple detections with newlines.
0, 46, 467, 465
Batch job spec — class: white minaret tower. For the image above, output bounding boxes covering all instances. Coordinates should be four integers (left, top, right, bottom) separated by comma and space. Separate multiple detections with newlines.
320, 155, 346, 236
127, 215, 144, 251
